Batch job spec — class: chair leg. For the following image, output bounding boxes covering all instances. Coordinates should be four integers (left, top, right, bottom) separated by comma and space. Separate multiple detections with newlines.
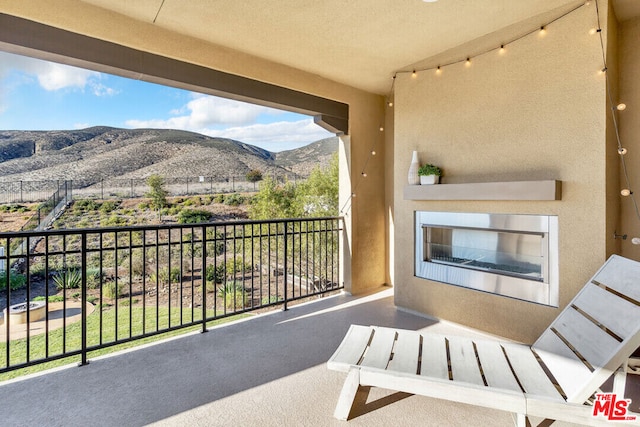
513, 413, 527, 427
334, 368, 361, 420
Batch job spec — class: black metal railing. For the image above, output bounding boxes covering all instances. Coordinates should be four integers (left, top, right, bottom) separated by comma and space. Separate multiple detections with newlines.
0, 217, 343, 373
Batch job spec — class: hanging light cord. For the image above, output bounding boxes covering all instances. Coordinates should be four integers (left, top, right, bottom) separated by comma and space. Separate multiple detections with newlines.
594, 0, 640, 221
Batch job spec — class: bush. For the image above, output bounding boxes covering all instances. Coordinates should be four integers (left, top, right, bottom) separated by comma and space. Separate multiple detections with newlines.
86, 267, 103, 289
99, 200, 119, 213
53, 269, 82, 290
224, 193, 245, 206
0, 271, 27, 291
213, 194, 225, 204
150, 267, 181, 284
205, 257, 251, 284
177, 209, 211, 224
217, 281, 246, 310
103, 281, 123, 299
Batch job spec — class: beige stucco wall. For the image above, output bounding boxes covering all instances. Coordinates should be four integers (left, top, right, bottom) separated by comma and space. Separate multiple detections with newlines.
619, 16, 640, 261
0, 0, 389, 294
393, 5, 610, 343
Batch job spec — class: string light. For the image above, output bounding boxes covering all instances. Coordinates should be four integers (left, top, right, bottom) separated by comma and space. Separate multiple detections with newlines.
465, 58, 471, 67
371, 150, 376, 155
361, 172, 367, 177
589, 28, 601, 35
499, 45, 506, 55
618, 147, 628, 155
622, 189, 632, 197
539, 26, 547, 36
412, 70, 417, 78
379, 126, 384, 132
436, 66, 442, 75
617, 103, 626, 111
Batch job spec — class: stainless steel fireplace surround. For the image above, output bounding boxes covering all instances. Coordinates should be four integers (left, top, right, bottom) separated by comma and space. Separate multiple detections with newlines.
415, 212, 558, 306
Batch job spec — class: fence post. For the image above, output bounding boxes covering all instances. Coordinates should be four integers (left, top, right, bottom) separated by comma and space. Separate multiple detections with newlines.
130, 179, 134, 198
20, 180, 23, 203
232, 176, 235, 192
101, 179, 104, 200
186, 177, 189, 195
283, 221, 288, 311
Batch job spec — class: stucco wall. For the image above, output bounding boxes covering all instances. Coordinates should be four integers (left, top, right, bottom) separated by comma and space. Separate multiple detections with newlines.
393, 5, 609, 343
619, 16, 640, 261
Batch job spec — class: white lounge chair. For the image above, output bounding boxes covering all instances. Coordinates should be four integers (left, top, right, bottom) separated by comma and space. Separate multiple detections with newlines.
328, 255, 640, 426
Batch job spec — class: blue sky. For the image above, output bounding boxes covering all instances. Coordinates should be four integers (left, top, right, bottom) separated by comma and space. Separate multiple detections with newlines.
0, 51, 334, 152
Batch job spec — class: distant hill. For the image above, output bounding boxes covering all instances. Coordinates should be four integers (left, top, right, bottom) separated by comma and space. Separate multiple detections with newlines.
0, 127, 338, 186
274, 137, 338, 177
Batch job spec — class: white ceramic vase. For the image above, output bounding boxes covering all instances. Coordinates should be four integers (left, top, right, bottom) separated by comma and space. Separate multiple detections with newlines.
407, 151, 420, 185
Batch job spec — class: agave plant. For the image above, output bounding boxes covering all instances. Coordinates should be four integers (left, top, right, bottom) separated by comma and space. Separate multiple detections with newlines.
53, 268, 82, 290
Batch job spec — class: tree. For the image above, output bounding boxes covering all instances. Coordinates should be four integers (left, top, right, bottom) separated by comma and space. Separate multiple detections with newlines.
246, 169, 263, 190
296, 153, 339, 217
249, 176, 300, 220
145, 174, 168, 215
248, 154, 338, 220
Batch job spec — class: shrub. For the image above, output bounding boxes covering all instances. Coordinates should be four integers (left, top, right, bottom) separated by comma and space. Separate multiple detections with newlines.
177, 209, 211, 224
205, 257, 251, 284
217, 281, 246, 310
224, 193, 245, 206
53, 269, 82, 290
0, 271, 27, 291
150, 267, 181, 284
103, 281, 123, 299
213, 194, 225, 204
86, 267, 103, 289
99, 200, 119, 213
33, 295, 65, 303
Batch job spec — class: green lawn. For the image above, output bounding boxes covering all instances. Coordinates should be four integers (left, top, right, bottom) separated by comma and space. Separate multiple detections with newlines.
0, 305, 249, 381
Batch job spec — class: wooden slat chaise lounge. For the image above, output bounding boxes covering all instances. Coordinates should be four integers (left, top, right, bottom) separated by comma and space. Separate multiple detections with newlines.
328, 255, 640, 426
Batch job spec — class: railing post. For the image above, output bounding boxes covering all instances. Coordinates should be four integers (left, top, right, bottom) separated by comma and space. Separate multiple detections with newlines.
79, 232, 89, 366
283, 221, 288, 311
20, 180, 23, 203
101, 179, 104, 200
201, 225, 208, 333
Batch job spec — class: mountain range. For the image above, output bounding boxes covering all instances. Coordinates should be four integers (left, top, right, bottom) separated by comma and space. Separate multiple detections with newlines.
0, 127, 338, 186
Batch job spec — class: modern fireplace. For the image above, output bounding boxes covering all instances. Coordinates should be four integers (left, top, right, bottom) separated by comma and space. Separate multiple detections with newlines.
415, 212, 558, 306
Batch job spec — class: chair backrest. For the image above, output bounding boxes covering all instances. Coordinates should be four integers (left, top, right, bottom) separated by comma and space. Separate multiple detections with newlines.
532, 255, 640, 403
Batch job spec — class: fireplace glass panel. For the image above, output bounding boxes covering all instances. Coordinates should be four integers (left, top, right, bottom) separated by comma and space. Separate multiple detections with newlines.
424, 226, 544, 281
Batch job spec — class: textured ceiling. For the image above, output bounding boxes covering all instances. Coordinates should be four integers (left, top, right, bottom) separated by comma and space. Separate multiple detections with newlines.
73, 0, 640, 94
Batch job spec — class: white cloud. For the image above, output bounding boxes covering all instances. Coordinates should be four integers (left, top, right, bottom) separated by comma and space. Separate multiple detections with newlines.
126, 94, 275, 129
204, 119, 335, 151
0, 51, 115, 95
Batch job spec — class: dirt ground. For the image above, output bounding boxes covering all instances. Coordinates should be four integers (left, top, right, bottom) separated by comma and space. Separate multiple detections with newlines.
0, 204, 39, 232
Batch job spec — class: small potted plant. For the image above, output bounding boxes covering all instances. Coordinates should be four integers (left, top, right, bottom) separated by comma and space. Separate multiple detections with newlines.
418, 164, 442, 185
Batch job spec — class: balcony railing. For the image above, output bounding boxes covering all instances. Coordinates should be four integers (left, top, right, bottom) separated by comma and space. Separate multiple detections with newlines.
0, 217, 343, 373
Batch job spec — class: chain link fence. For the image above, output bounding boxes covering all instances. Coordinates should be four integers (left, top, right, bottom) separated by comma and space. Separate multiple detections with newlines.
0, 174, 298, 204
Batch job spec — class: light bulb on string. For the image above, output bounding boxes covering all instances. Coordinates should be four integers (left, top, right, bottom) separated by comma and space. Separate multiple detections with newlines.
388, 100, 393, 107
589, 28, 601, 35
539, 26, 547, 36
411, 70, 417, 78
617, 103, 627, 111
618, 147, 628, 155
361, 172, 367, 177
435, 66, 442, 75
499, 45, 506, 55
599, 67, 607, 76
465, 58, 471, 67
632, 237, 640, 245
379, 126, 384, 132
621, 189, 632, 197
371, 150, 376, 156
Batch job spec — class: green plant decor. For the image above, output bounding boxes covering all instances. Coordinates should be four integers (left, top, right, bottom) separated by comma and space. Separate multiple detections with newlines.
417, 164, 443, 177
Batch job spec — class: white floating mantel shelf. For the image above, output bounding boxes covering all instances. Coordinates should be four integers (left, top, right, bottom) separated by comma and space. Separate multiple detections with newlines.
403, 180, 562, 201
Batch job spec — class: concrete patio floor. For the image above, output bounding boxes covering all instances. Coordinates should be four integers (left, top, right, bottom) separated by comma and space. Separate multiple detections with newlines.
1, 287, 636, 426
